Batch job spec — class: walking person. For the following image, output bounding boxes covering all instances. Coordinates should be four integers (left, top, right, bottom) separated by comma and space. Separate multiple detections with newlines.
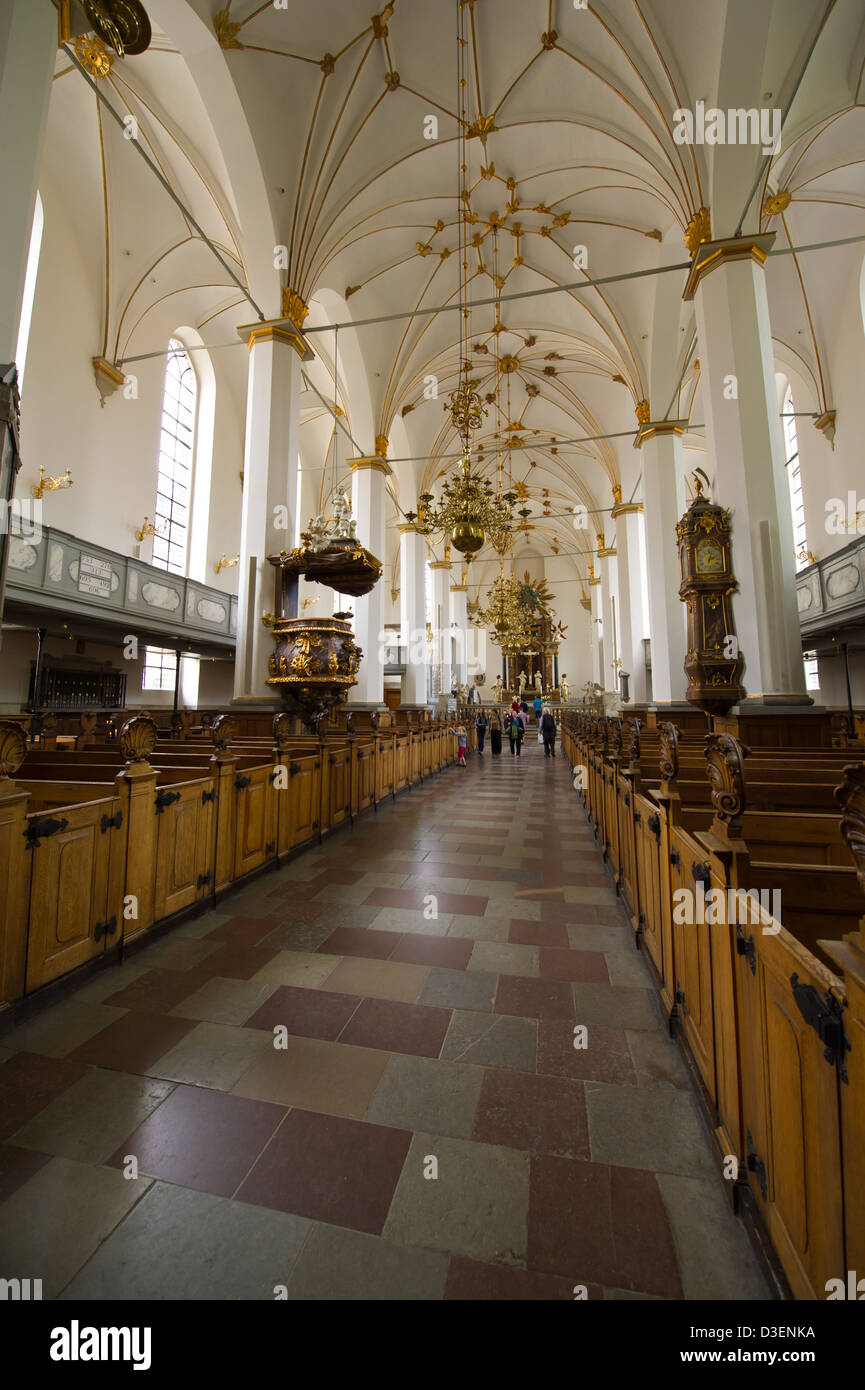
508, 710, 523, 757
475, 707, 488, 755
489, 710, 502, 756
451, 724, 468, 767
540, 704, 557, 757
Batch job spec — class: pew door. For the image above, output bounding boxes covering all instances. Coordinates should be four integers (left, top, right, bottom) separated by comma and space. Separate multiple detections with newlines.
326, 745, 350, 830
376, 737, 395, 801
25, 797, 123, 991
153, 779, 215, 920
669, 823, 717, 1104
632, 794, 670, 1007
355, 745, 375, 813
735, 921, 845, 1299
394, 736, 409, 793
234, 764, 276, 877
290, 757, 320, 847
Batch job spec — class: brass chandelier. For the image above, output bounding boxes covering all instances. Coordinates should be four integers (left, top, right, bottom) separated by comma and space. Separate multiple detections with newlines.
409, 0, 515, 562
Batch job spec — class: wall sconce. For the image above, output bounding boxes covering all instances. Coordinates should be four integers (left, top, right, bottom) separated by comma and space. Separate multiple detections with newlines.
135, 515, 166, 541
261, 612, 275, 628
33, 466, 73, 500
215, 553, 240, 575
301, 595, 319, 610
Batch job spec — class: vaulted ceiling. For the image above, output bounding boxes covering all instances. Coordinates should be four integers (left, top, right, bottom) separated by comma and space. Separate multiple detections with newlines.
44, 0, 865, 584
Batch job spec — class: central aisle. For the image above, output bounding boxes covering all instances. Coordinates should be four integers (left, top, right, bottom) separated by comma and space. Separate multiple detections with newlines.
0, 737, 770, 1300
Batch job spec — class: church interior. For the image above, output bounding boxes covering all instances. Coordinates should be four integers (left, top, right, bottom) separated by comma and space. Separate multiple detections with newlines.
1, 0, 865, 1309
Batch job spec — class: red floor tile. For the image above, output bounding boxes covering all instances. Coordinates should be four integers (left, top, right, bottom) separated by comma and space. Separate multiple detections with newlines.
339, 997, 452, 1057
0, 1052, 90, 1143
70, 1011, 197, 1075
444, 1257, 588, 1300
316, 926, 398, 959
538, 948, 610, 984
0, 1142, 52, 1201
104, 967, 212, 1012
244, 985, 361, 1040
198, 942, 279, 980
527, 1155, 683, 1296
494, 975, 576, 1022
108, 1085, 286, 1197
537, 1021, 637, 1086
363, 887, 488, 917
509, 920, 570, 949
236, 1108, 411, 1233
204, 916, 280, 946
473, 1069, 589, 1159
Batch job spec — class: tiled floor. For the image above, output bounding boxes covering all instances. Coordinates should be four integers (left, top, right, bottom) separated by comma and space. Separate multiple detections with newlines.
0, 739, 772, 1301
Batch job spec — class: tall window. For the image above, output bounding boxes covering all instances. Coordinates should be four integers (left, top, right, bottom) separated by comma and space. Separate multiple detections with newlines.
783, 388, 809, 573
142, 646, 176, 691
152, 340, 197, 574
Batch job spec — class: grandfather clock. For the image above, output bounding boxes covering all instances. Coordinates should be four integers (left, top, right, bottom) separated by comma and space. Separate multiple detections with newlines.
676, 472, 745, 714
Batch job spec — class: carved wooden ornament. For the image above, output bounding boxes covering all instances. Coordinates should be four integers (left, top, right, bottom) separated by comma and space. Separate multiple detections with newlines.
835, 762, 865, 895
211, 714, 235, 750
704, 733, 750, 824
0, 720, 27, 779
658, 722, 680, 782
119, 715, 158, 763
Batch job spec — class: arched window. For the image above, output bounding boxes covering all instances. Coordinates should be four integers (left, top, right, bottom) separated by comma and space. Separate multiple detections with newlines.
15, 191, 43, 387
783, 387, 809, 573
152, 339, 197, 574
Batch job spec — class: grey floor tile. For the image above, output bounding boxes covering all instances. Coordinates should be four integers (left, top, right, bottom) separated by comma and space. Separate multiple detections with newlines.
469, 942, 539, 977
604, 950, 656, 988
657, 1172, 771, 1300
384, 1132, 529, 1265
61, 1182, 311, 1300
0, 1157, 152, 1299
369, 908, 452, 937
419, 967, 498, 1013
4, 1001, 128, 1059
626, 1030, 691, 1090
365, 1053, 484, 1138
9, 1069, 174, 1164
447, 914, 510, 942
68, 963, 150, 1004
572, 983, 663, 1032
440, 1010, 536, 1073
567, 925, 634, 952
586, 1082, 717, 1177
170, 976, 280, 1027
148, 1021, 272, 1091
284, 1222, 449, 1300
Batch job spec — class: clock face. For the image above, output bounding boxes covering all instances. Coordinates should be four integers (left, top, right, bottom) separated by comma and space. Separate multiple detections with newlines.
695, 539, 724, 574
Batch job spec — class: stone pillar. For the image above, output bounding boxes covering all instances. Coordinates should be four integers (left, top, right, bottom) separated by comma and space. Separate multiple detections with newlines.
637, 421, 689, 704
612, 489, 648, 704
597, 529, 619, 694
430, 558, 452, 696
588, 564, 603, 688
450, 579, 468, 687
0, 0, 55, 364
399, 522, 427, 706
234, 319, 310, 701
686, 235, 808, 703
349, 455, 389, 705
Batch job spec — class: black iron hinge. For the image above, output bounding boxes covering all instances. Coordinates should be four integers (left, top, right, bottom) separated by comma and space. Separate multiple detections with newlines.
197, 872, 212, 890
289, 761, 300, 777
624, 791, 630, 807
155, 789, 181, 813
201, 787, 216, 804
314, 760, 320, 770
93, 914, 118, 942
647, 812, 660, 841
736, 925, 757, 975
265, 840, 276, 856
633, 809, 641, 824
100, 810, 123, 834
328, 754, 336, 766
669, 848, 680, 868
675, 986, 686, 1011
312, 820, 319, 830
692, 860, 711, 886
234, 774, 251, 790
23, 815, 69, 849
746, 1129, 768, 1200
790, 973, 851, 1083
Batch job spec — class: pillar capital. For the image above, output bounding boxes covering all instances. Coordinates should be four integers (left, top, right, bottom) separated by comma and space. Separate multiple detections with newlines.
683, 232, 776, 301
398, 522, 424, 533
349, 455, 391, 476
428, 560, 452, 571
634, 419, 687, 450
237, 317, 314, 361
611, 501, 644, 517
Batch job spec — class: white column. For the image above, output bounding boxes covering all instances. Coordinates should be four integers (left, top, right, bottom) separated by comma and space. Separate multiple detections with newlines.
0, 0, 55, 364
349, 455, 389, 705
234, 324, 304, 700
639, 426, 689, 704
613, 497, 649, 704
589, 567, 603, 688
430, 559, 452, 695
597, 530, 619, 694
688, 237, 807, 701
399, 523, 427, 705
450, 580, 468, 686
